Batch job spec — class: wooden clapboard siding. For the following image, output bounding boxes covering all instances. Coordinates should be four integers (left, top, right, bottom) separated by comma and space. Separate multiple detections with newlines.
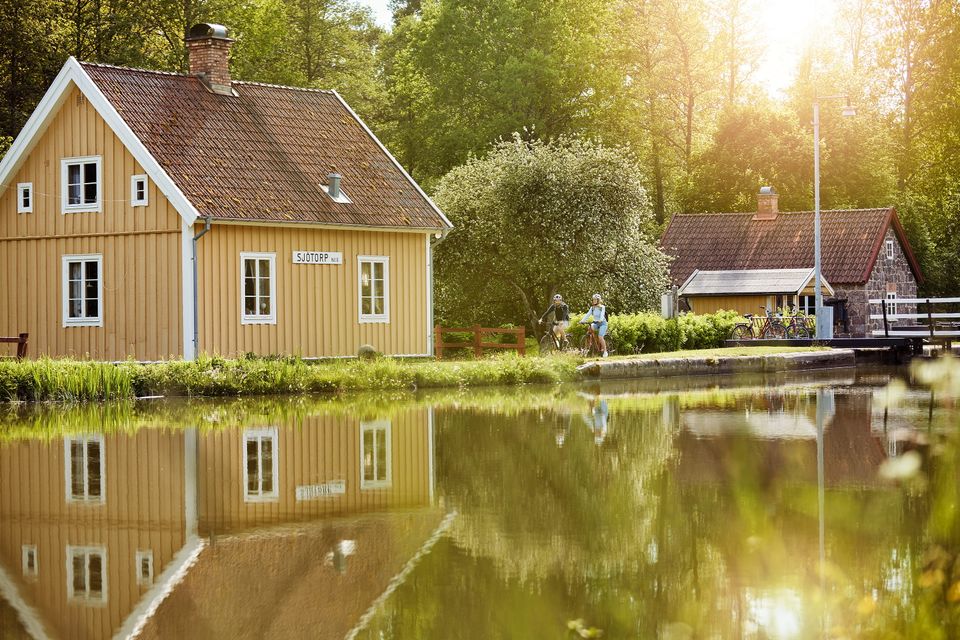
0, 430, 187, 640
0, 85, 183, 361
196, 223, 429, 357
688, 295, 772, 316
197, 408, 432, 534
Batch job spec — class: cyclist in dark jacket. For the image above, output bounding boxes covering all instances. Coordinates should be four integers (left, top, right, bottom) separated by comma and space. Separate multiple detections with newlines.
538, 294, 570, 342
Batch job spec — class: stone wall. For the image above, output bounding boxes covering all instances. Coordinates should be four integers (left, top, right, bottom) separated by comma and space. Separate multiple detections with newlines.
833, 228, 918, 337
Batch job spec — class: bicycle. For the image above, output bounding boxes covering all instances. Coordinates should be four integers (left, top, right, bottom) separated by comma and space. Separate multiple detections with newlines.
578, 321, 612, 357
731, 308, 789, 339
784, 313, 814, 339
538, 321, 571, 353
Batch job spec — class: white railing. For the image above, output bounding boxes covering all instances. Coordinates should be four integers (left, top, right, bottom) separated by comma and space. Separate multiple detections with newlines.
868, 297, 960, 338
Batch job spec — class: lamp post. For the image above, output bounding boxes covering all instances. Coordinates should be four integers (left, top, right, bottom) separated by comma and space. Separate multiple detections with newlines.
813, 95, 856, 339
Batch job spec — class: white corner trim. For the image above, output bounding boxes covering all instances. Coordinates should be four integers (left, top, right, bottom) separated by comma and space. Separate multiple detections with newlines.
426, 235, 433, 356
181, 221, 196, 361
331, 90, 453, 230
0, 57, 200, 225
357, 255, 390, 324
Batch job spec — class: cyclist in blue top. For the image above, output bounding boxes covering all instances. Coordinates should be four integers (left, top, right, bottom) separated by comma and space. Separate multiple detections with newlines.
581, 293, 608, 357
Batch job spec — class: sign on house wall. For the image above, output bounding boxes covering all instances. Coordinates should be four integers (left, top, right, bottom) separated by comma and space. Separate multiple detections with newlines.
295, 481, 347, 500
292, 251, 343, 265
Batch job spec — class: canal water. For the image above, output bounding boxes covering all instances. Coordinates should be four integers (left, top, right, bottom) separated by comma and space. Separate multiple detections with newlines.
0, 367, 957, 639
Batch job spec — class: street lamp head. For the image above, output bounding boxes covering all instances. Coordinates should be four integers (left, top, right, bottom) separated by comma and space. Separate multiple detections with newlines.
841, 98, 856, 117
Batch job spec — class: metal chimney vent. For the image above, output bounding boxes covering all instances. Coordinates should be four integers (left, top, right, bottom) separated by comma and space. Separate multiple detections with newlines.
327, 173, 342, 199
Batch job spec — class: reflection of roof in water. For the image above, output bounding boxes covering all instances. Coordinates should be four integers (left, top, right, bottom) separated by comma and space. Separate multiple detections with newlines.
137, 509, 447, 640
677, 395, 887, 487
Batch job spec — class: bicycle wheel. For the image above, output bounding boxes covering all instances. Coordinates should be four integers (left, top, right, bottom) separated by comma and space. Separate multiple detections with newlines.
762, 322, 788, 339
788, 322, 811, 339
539, 333, 556, 354
731, 324, 752, 340
579, 334, 598, 356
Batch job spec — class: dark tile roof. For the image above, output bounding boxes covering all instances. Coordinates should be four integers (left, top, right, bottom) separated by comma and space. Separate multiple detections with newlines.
661, 207, 923, 286
81, 62, 450, 230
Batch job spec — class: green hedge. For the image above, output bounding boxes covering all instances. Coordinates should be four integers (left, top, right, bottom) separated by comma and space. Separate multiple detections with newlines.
566, 311, 742, 354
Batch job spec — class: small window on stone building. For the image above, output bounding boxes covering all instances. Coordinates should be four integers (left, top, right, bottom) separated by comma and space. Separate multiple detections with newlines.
886, 239, 894, 261
885, 292, 898, 318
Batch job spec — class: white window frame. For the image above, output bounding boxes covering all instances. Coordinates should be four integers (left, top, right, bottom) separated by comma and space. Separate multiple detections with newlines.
242, 427, 279, 502
798, 295, 815, 316
357, 256, 390, 324
135, 550, 154, 586
61, 254, 103, 327
240, 252, 277, 325
885, 291, 898, 318
21, 545, 38, 578
17, 182, 32, 213
360, 419, 392, 490
885, 239, 895, 260
61, 156, 103, 213
64, 435, 105, 504
130, 174, 148, 207
66, 545, 107, 605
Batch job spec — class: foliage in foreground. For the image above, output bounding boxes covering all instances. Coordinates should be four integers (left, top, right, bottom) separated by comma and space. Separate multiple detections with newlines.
566, 310, 742, 354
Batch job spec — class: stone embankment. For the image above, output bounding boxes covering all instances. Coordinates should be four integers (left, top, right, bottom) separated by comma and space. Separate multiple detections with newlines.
576, 349, 856, 380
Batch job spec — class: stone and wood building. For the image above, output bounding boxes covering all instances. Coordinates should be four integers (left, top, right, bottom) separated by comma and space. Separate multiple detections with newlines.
0, 23, 451, 361
661, 188, 924, 337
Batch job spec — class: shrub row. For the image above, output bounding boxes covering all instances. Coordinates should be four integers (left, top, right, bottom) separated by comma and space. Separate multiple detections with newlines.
566, 310, 741, 354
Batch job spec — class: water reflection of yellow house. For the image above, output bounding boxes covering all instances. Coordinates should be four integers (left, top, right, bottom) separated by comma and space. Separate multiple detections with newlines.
0, 407, 441, 639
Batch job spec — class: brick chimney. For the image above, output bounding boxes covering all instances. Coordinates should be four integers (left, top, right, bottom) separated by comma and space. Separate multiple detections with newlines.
753, 186, 778, 221
185, 23, 234, 96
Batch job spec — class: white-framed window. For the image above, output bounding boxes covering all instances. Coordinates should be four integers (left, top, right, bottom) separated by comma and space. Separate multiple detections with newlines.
885, 291, 898, 318
66, 545, 107, 605
358, 256, 389, 323
886, 239, 895, 260
21, 545, 38, 578
360, 419, 392, 490
135, 550, 153, 586
62, 254, 103, 327
61, 156, 102, 213
240, 252, 276, 325
17, 182, 32, 213
798, 295, 815, 315
130, 174, 148, 207
64, 435, 105, 504
243, 427, 278, 502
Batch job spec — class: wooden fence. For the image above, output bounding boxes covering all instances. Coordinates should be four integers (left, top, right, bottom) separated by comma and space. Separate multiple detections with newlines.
869, 297, 960, 343
434, 325, 526, 359
0, 333, 28, 359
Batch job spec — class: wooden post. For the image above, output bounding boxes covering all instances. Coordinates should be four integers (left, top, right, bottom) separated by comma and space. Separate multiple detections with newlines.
473, 325, 482, 358
16, 333, 27, 360
434, 325, 442, 360
517, 327, 526, 356
927, 299, 935, 340
881, 298, 889, 337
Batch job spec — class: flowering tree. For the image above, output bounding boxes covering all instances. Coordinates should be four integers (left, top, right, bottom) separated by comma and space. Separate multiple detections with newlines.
433, 135, 669, 331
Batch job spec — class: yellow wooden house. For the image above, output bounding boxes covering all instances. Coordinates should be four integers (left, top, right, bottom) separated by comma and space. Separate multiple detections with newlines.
0, 23, 452, 361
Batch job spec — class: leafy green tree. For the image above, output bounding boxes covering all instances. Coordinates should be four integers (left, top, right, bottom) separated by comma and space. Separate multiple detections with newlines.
433, 135, 669, 330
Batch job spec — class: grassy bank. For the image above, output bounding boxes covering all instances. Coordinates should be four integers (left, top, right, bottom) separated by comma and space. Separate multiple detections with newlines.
0, 348, 831, 403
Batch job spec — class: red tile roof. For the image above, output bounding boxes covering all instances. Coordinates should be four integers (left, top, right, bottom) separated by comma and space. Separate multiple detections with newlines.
81, 63, 450, 230
661, 207, 923, 286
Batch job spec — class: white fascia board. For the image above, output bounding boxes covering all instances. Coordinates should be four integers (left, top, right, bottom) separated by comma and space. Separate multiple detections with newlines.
0, 58, 199, 226
331, 90, 454, 232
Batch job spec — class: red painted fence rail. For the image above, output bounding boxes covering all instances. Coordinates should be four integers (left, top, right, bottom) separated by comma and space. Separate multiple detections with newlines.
434, 325, 525, 359
0, 333, 28, 359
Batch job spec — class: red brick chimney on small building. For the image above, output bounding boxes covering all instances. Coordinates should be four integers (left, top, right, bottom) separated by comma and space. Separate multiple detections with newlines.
186, 23, 234, 96
753, 186, 778, 220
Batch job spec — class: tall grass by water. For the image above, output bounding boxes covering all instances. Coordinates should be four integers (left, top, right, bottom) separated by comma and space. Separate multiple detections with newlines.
0, 353, 583, 402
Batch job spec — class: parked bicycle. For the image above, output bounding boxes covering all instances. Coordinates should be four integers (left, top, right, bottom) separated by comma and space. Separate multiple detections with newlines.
783, 313, 814, 339
539, 321, 571, 353
731, 308, 789, 339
